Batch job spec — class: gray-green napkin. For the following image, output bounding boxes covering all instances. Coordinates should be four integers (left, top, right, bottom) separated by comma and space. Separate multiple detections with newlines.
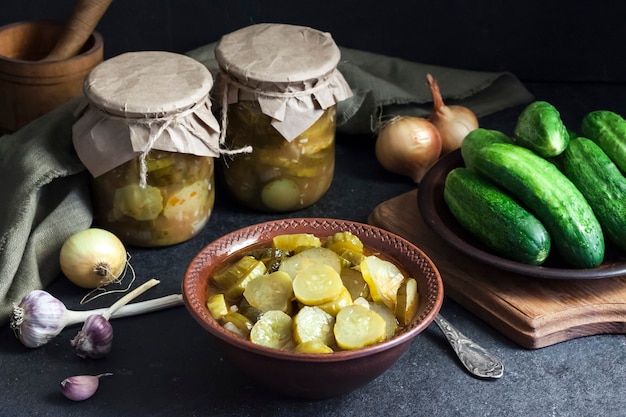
335, 47, 534, 133
0, 99, 93, 326
0, 45, 533, 326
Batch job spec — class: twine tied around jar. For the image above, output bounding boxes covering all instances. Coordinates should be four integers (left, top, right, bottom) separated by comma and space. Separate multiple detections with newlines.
124, 99, 252, 188
72, 95, 252, 186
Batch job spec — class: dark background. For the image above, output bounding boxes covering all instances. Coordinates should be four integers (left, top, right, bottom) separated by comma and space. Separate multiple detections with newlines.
1, 0, 625, 83
2, 3, 626, 416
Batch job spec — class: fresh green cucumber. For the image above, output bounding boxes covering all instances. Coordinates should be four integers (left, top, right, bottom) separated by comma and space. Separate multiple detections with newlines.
513, 101, 569, 158
472, 142, 605, 268
555, 136, 626, 253
444, 167, 551, 265
580, 110, 626, 173
460, 128, 512, 170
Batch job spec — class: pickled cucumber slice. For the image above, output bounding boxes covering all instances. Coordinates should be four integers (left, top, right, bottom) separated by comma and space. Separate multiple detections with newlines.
237, 298, 263, 323
250, 310, 294, 350
296, 106, 336, 154
222, 311, 253, 339
369, 302, 398, 339
293, 306, 335, 346
278, 247, 342, 280
248, 248, 292, 273
145, 154, 175, 172
163, 180, 210, 220
261, 178, 301, 211
353, 297, 370, 309
113, 183, 163, 221
336, 248, 366, 268
325, 231, 364, 254
316, 287, 352, 316
395, 278, 419, 326
334, 304, 387, 350
340, 267, 369, 300
360, 255, 406, 310
292, 263, 344, 305
243, 271, 294, 313
272, 233, 322, 251
223, 260, 267, 301
207, 293, 229, 320
294, 341, 334, 353
213, 256, 265, 289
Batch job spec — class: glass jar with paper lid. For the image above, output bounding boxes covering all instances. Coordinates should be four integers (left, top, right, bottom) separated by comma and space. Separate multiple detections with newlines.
214, 23, 353, 212
72, 51, 222, 247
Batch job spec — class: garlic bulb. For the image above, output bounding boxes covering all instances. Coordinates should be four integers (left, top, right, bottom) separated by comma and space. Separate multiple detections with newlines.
11, 289, 183, 348
10, 290, 69, 348
60, 373, 113, 401
71, 315, 114, 358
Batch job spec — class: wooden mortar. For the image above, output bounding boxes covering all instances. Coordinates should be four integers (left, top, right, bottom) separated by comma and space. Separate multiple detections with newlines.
0, 21, 104, 134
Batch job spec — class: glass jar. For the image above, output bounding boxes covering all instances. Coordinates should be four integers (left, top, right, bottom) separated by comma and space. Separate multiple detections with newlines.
90, 150, 215, 247
223, 101, 336, 211
72, 51, 222, 247
214, 23, 353, 212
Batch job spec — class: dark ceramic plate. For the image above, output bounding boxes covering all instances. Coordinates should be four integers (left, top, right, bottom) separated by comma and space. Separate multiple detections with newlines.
418, 149, 626, 279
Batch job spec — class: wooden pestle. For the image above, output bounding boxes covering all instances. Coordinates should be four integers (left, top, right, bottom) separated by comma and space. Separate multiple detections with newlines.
43, 0, 112, 61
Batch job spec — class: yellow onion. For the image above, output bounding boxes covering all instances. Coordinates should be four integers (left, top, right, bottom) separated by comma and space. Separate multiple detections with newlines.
427, 73, 479, 154
375, 116, 442, 183
59, 228, 127, 289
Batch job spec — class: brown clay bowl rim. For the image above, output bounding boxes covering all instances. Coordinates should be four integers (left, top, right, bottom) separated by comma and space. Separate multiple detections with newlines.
182, 218, 444, 362
0, 20, 103, 65
418, 149, 626, 279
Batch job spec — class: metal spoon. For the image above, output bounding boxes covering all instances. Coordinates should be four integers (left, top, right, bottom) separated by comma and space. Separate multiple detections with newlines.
433, 314, 504, 379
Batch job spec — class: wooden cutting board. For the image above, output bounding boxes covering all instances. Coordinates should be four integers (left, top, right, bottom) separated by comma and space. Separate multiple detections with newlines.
368, 189, 626, 349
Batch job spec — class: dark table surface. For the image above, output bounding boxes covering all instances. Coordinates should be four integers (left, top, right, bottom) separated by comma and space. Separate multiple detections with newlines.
1, 82, 625, 417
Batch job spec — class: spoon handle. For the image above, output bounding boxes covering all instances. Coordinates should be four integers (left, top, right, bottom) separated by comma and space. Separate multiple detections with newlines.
433, 315, 504, 379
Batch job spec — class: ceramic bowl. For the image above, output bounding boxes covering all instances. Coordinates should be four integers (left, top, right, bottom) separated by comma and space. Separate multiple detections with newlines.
418, 149, 626, 279
183, 218, 443, 399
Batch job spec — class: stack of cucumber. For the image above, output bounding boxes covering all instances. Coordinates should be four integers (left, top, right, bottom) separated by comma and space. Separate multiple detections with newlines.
444, 101, 626, 268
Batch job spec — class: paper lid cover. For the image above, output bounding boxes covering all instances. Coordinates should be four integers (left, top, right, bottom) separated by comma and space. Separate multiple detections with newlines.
84, 51, 214, 117
215, 23, 341, 85
73, 51, 224, 179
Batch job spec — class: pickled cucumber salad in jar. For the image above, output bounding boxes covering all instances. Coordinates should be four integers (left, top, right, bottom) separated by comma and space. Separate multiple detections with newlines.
214, 23, 353, 212
72, 51, 238, 247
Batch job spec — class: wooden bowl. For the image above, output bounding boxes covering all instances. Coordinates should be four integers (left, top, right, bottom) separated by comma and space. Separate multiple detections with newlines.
182, 218, 443, 399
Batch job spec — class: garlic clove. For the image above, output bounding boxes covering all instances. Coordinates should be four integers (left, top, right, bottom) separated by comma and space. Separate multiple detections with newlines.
10, 290, 69, 348
69, 279, 160, 359
60, 373, 113, 401
71, 314, 114, 359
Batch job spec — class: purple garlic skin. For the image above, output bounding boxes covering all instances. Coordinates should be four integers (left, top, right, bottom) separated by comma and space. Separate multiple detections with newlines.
71, 314, 113, 358
10, 290, 68, 348
60, 374, 112, 401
